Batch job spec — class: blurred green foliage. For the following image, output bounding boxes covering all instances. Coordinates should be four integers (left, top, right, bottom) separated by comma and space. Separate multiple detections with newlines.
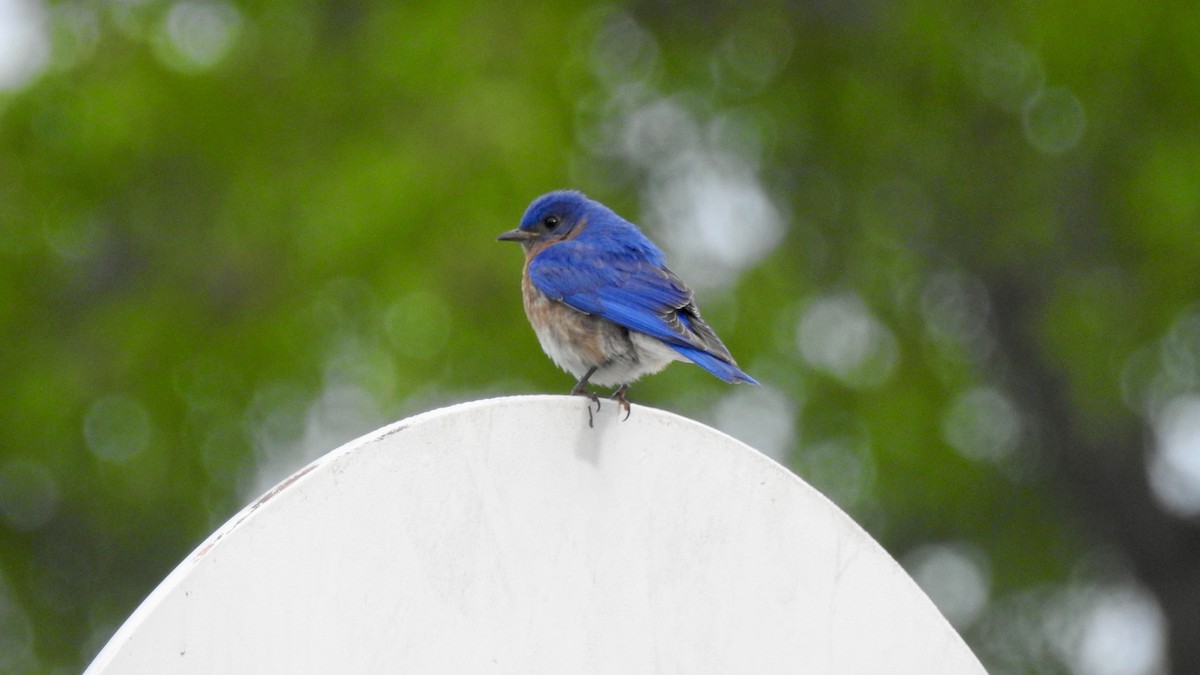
2, 0, 1199, 673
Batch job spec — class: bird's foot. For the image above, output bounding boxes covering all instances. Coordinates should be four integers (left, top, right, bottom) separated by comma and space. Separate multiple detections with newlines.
570, 367, 602, 427
611, 385, 631, 422
571, 384, 602, 428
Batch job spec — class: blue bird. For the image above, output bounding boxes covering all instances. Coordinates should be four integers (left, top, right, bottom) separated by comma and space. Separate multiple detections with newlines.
498, 190, 757, 424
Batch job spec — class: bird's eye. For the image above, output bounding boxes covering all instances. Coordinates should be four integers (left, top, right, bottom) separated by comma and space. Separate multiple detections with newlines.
542, 215, 560, 229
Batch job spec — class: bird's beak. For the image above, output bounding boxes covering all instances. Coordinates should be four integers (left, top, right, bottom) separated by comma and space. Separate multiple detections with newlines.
497, 228, 536, 242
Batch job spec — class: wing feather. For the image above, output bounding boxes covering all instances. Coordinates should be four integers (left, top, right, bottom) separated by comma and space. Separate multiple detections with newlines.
528, 237, 737, 363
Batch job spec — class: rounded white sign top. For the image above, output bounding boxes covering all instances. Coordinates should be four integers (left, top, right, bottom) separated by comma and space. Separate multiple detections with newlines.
88, 395, 987, 674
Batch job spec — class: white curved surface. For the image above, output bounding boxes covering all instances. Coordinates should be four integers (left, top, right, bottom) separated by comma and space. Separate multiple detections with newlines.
87, 396, 986, 674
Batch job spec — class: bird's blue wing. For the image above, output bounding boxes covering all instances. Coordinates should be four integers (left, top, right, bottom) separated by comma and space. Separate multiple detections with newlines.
528, 235, 757, 384
527, 236, 698, 349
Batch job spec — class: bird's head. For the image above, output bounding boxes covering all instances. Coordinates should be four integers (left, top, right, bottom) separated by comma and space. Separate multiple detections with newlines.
497, 190, 590, 251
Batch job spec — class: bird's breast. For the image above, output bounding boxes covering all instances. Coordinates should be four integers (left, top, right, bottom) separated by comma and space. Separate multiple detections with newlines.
522, 276, 611, 373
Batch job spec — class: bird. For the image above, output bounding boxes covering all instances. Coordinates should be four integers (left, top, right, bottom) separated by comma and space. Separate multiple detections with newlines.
497, 190, 757, 425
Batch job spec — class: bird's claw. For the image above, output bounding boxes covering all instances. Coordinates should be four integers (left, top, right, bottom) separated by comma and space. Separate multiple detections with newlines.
611, 386, 631, 422
571, 387, 601, 428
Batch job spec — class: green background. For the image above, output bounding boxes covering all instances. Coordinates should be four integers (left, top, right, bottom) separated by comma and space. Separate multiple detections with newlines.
2, 1, 1198, 673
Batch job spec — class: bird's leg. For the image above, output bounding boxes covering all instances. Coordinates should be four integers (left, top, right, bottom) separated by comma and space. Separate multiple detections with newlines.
611, 385, 631, 421
571, 367, 601, 427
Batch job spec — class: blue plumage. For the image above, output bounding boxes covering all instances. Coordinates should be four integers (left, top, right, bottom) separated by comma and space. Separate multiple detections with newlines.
498, 190, 757, 422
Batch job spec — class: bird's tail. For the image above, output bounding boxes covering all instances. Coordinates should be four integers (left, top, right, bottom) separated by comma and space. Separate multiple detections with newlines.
671, 344, 759, 385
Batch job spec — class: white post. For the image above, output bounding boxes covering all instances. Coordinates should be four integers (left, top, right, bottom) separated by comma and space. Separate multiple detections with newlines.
87, 396, 986, 674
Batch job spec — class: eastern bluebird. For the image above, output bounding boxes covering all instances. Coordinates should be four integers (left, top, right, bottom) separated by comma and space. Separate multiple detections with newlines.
498, 190, 757, 425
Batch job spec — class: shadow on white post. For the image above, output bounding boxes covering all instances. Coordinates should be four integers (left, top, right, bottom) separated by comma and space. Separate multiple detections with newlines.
87, 395, 987, 674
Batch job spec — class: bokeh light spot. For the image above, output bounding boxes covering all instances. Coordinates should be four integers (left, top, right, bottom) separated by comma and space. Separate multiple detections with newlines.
964, 34, 1045, 112
1147, 395, 1200, 516
904, 542, 991, 629
978, 578, 1168, 675
647, 155, 785, 289
1038, 582, 1167, 675
1022, 87, 1086, 155
84, 394, 152, 463
154, 0, 242, 74
795, 435, 875, 509
0, 0, 50, 91
920, 271, 992, 351
712, 384, 797, 462
712, 9, 794, 96
797, 294, 898, 388
588, 9, 659, 87
621, 98, 699, 166
942, 386, 1022, 463
1119, 342, 1164, 417
1122, 307, 1200, 420
245, 382, 309, 456
1071, 585, 1166, 675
